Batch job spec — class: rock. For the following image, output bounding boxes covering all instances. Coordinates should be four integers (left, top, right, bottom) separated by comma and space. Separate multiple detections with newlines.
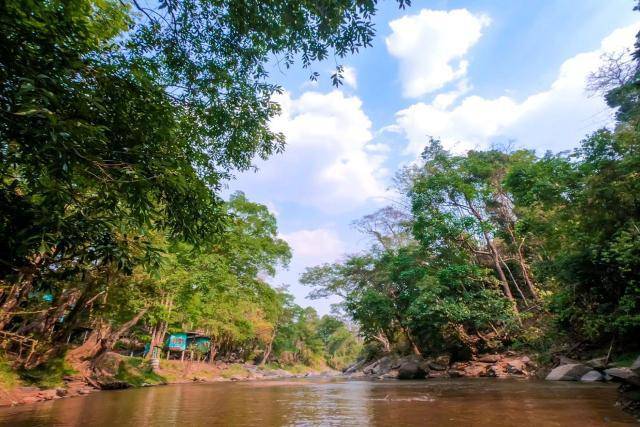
39, 390, 58, 401
364, 355, 404, 376
21, 396, 40, 404
451, 362, 467, 371
580, 370, 604, 382
464, 363, 488, 377
55, 388, 67, 397
344, 359, 366, 375
506, 361, 526, 375
427, 362, 447, 371
585, 357, 609, 370
448, 370, 464, 378
397, 361, 427, 380
545, 364, 592, 381
477, 354, 502, 363
486, 365, 507, 378
98, 380, 131, 390
382, 369, 400, 379
604, 368, 640, 387
435, 355, 451, 367
631, 355, 640, 373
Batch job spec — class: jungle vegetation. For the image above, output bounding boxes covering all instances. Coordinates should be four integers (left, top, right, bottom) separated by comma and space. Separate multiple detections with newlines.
302, 15, 640, 361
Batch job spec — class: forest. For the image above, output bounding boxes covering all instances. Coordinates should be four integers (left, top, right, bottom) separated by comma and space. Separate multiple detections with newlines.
0, 0, 639, 392
0, 0, 379, 378
303, 48, 640, 362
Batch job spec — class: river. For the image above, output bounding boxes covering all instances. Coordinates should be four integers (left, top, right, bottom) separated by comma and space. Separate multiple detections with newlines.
0, 378, 637, 426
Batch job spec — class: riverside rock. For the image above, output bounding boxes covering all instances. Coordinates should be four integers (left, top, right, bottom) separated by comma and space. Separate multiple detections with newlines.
477, 354, 502, 363
604, 368, 640, 387
585, 357, 609, 370
545, 364, 592, 381
397, 361, 427, 380
580, 370, 604, 382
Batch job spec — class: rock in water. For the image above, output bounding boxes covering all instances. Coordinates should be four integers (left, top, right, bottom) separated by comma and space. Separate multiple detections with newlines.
545, 364, 592, 381
604, 368, 640, 387
427, 361, 447, 371
397, 361, 427, 380
580, 370, 604, 382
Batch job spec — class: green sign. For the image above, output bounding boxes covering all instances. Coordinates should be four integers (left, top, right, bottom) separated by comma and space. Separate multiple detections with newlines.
167, 333, 187, 351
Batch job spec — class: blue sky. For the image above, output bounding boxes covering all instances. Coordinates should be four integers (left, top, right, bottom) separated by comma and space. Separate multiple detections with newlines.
228, 0, 640, 314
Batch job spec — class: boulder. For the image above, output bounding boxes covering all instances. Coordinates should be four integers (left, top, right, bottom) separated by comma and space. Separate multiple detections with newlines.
545, 363, 592, 381
506, 361, 526, 376
585, 357, 609, 370
486, 365, 507, 378
435, 355, 451, 367
427, 362, 447, 371
580, 370, 604, 382
376, 356, 400, 375
477, 354, 502, 363
344, 359, 366, 375
363, 355, 400, 376
448, 370, 464, 378
631, 355, 640, 373
604, 368, 640, 387
397, 361, 427, 380
382, 369, 400, 379
461, 362, 488, 377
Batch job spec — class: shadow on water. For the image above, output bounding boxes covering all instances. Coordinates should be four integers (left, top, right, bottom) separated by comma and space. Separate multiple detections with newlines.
0, 378, 637, 426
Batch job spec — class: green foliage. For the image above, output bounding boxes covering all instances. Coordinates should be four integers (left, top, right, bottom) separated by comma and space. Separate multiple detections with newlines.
0, 357, 20, 389
303, 29, 640, 355
19, 357, 76, 389
115, 358, 165, 387
0, 0, 396, 367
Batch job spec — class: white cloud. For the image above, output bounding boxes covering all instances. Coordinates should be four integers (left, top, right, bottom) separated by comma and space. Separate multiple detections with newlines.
280, 228, 345, 262
393, 23, 640, 155
386, 9, 490, 98
233, 90, 389, 212
342, 66, 357, 89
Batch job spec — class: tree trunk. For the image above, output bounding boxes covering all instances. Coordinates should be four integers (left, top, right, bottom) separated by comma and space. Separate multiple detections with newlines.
373, 330, 391, 353
396, 319, 421, 356
97, 307, 148, 357
259, 327, 277, 367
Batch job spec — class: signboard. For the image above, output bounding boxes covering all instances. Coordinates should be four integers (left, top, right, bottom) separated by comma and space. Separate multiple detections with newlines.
167, 333, 187, 351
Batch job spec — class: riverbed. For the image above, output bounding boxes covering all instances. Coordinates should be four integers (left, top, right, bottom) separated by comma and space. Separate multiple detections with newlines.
0, 378, 637, 426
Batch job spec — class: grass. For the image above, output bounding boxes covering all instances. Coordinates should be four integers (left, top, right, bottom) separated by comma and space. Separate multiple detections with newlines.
114, 357, 166, 387
611, 352, 639, 367
219, 364, 250, 379
18, 356, 76, 389
0, 356, 21, 390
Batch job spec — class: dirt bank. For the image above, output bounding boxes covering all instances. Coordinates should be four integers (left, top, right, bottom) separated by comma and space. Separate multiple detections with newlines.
0, 352, 338, 407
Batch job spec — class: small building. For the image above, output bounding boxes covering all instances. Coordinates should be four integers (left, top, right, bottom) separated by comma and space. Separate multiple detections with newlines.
163, 332, 211, 361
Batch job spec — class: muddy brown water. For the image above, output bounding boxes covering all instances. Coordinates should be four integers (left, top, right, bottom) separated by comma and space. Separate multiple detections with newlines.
0, 378, 637, 426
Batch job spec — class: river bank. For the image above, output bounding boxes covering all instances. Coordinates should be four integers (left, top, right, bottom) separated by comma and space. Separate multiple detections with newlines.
0, 353, 338, 407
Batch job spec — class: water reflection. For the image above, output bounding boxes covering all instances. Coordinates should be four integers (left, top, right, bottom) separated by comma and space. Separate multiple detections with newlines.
0, 378, 636, 426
